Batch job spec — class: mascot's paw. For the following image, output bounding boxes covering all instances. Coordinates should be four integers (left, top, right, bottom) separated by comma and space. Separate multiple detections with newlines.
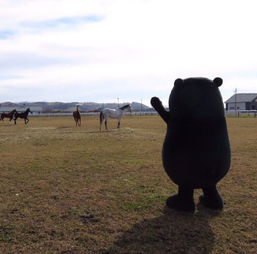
166, 194, 195, 213
150, 97, 162, 108
199, 195, 223, 210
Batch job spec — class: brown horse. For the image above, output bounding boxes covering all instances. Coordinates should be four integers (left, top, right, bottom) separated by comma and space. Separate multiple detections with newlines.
73, 105, 81, 127
0, 109, 17, 122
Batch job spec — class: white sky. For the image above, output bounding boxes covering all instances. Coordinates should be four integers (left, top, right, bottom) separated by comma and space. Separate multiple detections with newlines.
0, 0, 257, 106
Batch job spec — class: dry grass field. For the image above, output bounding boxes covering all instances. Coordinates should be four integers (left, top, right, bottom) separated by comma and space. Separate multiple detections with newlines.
0, 115, 256, 254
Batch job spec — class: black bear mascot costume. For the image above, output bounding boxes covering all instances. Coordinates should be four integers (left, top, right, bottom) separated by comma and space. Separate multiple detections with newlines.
151, 77, 230, 212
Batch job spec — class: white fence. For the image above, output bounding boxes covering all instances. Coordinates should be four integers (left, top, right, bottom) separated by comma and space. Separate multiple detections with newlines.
2, 110, 255, 117
16, 111, 159, 117
225, 110, 257, 117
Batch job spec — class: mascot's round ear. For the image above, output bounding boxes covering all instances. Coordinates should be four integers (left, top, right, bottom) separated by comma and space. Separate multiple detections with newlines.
174, 78, 183, 87
213, 77, 223, 87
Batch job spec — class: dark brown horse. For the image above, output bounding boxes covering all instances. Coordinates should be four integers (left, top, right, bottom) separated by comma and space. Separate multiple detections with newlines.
0, 109, 17, 122
73, 105, 81, 127
13, 108, 31, 125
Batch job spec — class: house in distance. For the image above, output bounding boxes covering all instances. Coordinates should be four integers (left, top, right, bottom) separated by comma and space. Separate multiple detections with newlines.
225, 93, 257, 111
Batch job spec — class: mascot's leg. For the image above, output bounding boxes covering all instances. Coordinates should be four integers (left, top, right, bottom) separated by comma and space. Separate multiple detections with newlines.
199, 185, 223, 210
166, 186, 195, 212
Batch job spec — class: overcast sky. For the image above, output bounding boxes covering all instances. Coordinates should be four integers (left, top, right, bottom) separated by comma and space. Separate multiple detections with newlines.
0, 0, 257, 106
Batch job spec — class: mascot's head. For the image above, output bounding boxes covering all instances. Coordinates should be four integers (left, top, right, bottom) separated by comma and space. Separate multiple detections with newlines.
168, 77, 224, 118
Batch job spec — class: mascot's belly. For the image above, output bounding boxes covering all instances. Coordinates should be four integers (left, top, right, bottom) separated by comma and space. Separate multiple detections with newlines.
162, 120, 230, 188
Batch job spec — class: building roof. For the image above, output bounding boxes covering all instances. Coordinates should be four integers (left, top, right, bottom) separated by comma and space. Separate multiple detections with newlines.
225, 93, 257, 103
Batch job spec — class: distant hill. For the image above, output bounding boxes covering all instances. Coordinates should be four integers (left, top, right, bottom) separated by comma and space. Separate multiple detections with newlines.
0, 101, 152, 112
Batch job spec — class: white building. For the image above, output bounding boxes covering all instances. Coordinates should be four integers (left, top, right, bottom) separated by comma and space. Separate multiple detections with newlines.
225, 93, 257, 111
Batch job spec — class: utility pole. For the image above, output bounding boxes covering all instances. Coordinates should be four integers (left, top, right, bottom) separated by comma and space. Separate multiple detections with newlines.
234, 88, 238, 116
117, 98, 119, 108
140, 99, 142, 116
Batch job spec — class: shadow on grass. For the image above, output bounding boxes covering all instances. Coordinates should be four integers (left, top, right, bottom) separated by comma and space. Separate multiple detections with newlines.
101, 206, 219, 254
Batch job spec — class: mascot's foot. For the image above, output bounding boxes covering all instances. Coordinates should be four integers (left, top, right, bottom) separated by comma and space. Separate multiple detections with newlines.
166, 194, 195, 213
199, 191, 223, 210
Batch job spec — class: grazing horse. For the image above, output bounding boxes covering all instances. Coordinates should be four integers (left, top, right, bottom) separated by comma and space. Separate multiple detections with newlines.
100, 104, 131, 131
0, 109, 17, 121
73, 105, 81, 127
14, 108, 31, 125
